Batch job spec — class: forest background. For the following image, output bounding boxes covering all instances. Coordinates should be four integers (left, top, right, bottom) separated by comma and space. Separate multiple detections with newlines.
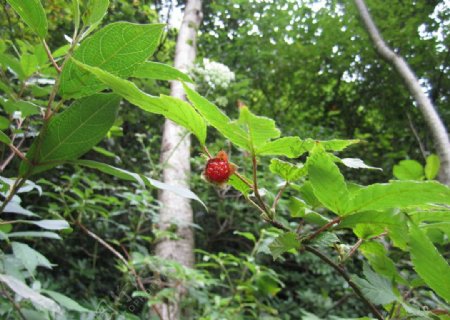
0, 0, 449, 319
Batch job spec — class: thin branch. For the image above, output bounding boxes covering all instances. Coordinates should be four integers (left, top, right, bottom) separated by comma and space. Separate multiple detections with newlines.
42, 40, 61, 73
304, 245, 384, 320
307, 216, 341, 241
0, 137, 24, 172
406, 111, 427, 161
272, 181, 289, 211
251, 154, 269, 214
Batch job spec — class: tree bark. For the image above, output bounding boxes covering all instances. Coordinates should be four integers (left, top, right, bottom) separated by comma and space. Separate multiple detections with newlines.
155, 0, 202, 319
353, 0, 450, 185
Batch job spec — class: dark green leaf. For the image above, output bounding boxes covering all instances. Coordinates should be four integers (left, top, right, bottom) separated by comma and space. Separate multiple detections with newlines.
22, 93, 120, 175
0, 130, 11, 145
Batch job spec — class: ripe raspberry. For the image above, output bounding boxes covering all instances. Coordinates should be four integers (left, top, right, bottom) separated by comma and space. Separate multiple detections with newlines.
204, 151, 235, 184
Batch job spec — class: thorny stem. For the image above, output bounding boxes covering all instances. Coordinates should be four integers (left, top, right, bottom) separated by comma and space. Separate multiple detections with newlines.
304, 245, 384, 320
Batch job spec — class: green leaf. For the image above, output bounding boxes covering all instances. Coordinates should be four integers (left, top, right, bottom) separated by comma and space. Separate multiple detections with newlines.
0, 274, 61, 314
12, 242, 53, 274
59, 22, 164, 98
42, 290, 91, 312
0, 53, 25, 80
72, 0, 80, 31
307, 148, 349, 214
425, 154, 440, 180
22, 93, 120, 175
27, 220, 70, 230
311, 232, 339, 249
359, 242, 402, 282
183, 84, 249, 149
256, 138, 359, 158
8, 231, 61, 239
84, 0, 109, 26
393, 160, 424, 180
409, 210, 450, 223
238, 105, 280, 151
6, 0, 48, 38
0, 116, 10, 130
409, 223, 450, 302
344, 181, 450, 215
228, 174, 252, 196
351, 264, 398, 305
269, 158, 306, 182
133, 62, 192, 82
269, 232, 300, 260
71, 60, 207, 144
3, 100, 41, 117
0, 130, 11, 145
255, 136, 304, 158
2, 201, 38, 217
339, 210, 408, 249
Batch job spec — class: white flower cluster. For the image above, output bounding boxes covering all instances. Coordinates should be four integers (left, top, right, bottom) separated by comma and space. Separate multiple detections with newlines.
194, 58, 235, 90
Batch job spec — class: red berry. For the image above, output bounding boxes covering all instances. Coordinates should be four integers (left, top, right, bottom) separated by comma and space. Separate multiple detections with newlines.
204, 151, 235, 184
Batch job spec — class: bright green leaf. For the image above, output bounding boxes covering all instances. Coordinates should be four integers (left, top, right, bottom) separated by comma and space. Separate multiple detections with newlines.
6, 0, 48, 38
84, 0, 109, 26
393, 160, 424, 180
238, 105, 280, 151
59, 22, 164, 98
344, 181, 450, 214
409, 223, 450, 302
8, 231, 61, 239
133, 62, 192, 82
269, 158, 306, 182
184, 84, 249, 149
359, 242, 402, 282
425, 154, 440, 180
72, 60, 206, 144
307, 148, 349, 214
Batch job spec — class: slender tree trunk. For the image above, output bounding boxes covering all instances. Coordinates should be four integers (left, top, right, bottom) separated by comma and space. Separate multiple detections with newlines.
353, 0, 450, 185
155, 0, 202, 319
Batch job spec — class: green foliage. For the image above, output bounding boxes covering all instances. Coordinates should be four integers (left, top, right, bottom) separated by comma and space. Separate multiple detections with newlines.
409, 223, 450, 302
1, 1, 449, 319
22, 93, 120, 174
59, 22, 164, 98
6, 0, 48, 38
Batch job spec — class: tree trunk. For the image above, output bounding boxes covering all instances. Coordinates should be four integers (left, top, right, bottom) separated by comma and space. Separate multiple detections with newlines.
155, 0, 202, 319
353, 0, 450, 185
